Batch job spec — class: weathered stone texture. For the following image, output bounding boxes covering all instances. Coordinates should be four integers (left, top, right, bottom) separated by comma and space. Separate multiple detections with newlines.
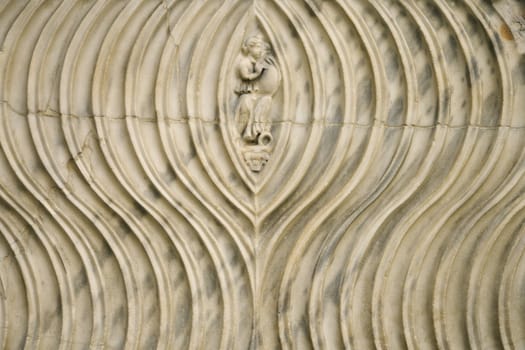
0, 0, 524, 349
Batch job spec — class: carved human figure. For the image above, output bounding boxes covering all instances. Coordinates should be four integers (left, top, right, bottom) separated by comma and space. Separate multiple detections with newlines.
234, 34, 280, 146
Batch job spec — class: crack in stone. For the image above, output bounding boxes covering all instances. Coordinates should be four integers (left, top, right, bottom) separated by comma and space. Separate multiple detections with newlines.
2, 100, 525, 130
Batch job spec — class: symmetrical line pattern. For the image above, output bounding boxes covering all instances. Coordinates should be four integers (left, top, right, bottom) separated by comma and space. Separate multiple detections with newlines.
0, 0, 524, 349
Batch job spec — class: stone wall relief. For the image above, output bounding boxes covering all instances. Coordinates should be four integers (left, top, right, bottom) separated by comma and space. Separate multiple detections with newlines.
1, 1, 525, 349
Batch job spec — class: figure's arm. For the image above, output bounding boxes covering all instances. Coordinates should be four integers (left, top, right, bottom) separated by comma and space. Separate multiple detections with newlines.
239, 61, 264, 81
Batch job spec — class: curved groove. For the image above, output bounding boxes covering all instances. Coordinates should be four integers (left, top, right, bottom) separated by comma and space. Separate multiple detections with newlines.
374, 1, 450, 348
127, 7, 256, 348
157, 3, 253, 347
467, 158, 525, 349
298, 1, 354, 346
282, 3, 410, 350
303, 0, 420, 345
392, 2, 485, 349
255, 0, 326, 221
269, 1, 391, 347
361, 1, 421, 348
89, 2, 177, 348
1, 3, 106, 349
156, 1, 255, 257
186, 2, 256, 221
265, 0, 386, 286
124, 4, 219, 348
499, 206, 525, 350
0, 210, 35, 350
57, 2, 148, 348
0, 114, 105, 349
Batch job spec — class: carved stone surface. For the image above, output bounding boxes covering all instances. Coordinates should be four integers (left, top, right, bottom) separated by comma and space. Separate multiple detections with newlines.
494, 0, 525, 53
0, 0, 524, 349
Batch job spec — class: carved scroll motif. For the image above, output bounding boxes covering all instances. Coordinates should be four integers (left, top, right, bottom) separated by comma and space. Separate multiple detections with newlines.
233, 33, 281, 172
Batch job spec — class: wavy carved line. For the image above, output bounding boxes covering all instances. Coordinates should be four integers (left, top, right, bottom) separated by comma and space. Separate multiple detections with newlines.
59, 4, 217, 348
272, 0, 416, 344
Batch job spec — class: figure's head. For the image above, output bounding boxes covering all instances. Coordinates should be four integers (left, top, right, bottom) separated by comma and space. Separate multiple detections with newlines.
242, 35, 270, 59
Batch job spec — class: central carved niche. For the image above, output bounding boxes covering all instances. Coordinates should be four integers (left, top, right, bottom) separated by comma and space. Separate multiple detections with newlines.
231, 29, 281, 172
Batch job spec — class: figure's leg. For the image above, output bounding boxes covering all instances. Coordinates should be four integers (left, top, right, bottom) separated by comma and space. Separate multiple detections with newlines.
253, 96, 272, 135
242, 95, 257, 142
236, 95, 254, 140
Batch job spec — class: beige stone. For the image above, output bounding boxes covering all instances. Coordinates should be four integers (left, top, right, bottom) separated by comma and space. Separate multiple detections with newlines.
0, 0, 524, 348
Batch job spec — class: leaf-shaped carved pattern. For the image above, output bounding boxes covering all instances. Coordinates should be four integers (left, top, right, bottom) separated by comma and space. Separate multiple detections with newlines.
0, 0, 524, 349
